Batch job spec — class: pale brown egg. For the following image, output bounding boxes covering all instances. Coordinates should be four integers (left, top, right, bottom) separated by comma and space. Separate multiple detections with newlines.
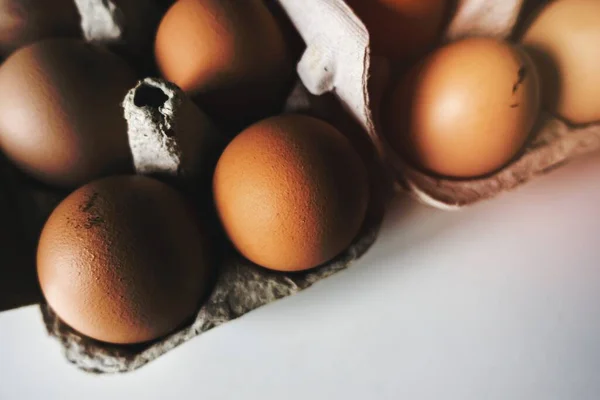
154, 0, 292, 123
521, 0, 600, 125
0, 39, 137, 188
387, 37, 541, 178
37, 175, 214, 345
0, 0, 81, 58
213, 115, 369, 272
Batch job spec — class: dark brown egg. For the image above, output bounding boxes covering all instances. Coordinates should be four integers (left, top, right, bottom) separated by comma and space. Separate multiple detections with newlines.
0, 39, 137, 188
37, 175, 214, 345
0, 0, 81, 58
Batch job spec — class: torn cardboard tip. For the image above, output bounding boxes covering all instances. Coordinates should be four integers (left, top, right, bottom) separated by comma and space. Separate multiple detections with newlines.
123, 78, 221, 180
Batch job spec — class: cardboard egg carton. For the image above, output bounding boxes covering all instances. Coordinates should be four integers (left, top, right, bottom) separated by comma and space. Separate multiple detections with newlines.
40, 81, 383, 372
278, 0, 600, 212
32, 0, 385, 373
362, 0, 600, 209
8, 0, 599, 373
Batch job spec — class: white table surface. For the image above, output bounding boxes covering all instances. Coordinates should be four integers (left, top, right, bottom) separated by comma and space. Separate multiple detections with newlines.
2, 154, 600, 400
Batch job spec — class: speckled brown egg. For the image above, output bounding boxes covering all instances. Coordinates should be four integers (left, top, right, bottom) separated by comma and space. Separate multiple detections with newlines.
387, 37, 541, 178
213, 115, 369, 272
521, 0, 600, 124
0, 0, 81, 58
0, 39, 137, 188
154, 0, 292, 122
37, 175, 214, 345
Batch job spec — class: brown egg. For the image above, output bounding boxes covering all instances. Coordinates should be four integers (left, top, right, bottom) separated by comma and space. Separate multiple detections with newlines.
387, 37, 540, 178
521, 0, 600, 125
0, 39, 137, 188
0, 0, 81, 58
213, 115, 369, 272
345, 0, 449, 65
154, 0, 292, 122
37, 175, 214, 345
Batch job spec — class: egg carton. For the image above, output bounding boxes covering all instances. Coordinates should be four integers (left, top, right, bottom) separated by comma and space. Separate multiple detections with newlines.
271, 0, 600, 212
27, 0, 385, 374
39, 80, 384, 373
364, 0, 600, 210
10, 0, 599, 374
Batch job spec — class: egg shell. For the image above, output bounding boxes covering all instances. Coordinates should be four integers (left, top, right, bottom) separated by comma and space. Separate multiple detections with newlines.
0, 39, 137, 188
37, 175, 214, 345
0, 0, 81, 58
521, 0, 600, 125
154, 0, 293, 124
387, 37, 541, 178
213, 114, 370, 272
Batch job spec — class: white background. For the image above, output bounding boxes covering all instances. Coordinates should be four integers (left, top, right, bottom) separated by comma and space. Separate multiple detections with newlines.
2, 154, 600, 400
